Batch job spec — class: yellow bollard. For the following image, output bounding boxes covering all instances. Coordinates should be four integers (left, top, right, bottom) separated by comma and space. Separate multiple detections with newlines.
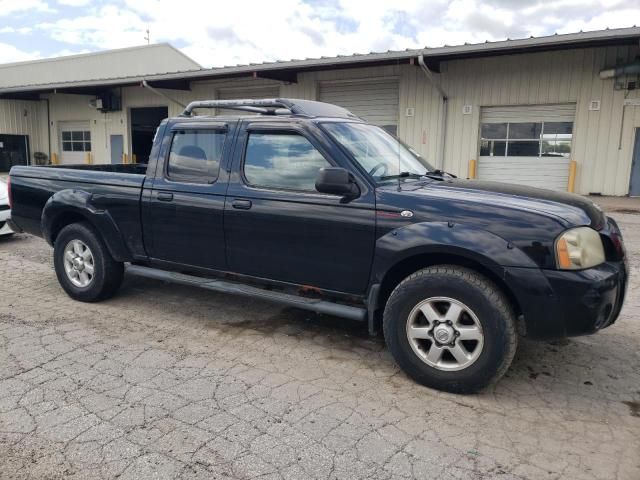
51, 153, 58, 165
468, 159, 477, 179
567, 160, 577, 193
85, 152, 92, 164
132, 154, 137, 164
122, 153, 128, 164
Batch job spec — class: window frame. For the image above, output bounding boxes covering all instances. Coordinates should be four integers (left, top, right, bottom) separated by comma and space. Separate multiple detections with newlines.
164, 127, 227, 185
239, 126, 336, 195
61, 130, 92, 153
479, 120, 573, 159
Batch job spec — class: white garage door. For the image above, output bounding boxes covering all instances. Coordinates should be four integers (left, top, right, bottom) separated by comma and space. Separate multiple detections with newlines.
217, 86, 280, 115
58, 121, 91, 165
319, 79, 399, 135
478, 104, 575, 191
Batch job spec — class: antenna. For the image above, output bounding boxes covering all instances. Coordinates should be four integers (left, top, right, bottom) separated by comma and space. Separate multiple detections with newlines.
144, 27, 150, 45
397, 129, 402, 192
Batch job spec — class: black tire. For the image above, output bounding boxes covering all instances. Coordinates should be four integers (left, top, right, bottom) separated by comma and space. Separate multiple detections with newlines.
53, 222, 124, 302
383, 265, 517, 394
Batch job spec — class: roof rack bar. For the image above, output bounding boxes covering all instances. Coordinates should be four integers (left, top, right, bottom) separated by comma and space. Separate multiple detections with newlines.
181, 98, 295, 116
180, 98, 358, 120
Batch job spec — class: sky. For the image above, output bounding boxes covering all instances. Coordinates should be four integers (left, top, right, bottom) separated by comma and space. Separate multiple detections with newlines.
0, 0, 639, 68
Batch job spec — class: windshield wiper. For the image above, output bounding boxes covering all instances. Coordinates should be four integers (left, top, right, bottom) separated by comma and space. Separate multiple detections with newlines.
425, 169, 457, 178
379, 172, 424, 181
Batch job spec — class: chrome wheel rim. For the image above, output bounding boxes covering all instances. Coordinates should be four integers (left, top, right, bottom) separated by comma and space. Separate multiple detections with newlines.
63, 239, 95, 288
406, 297, 484, 371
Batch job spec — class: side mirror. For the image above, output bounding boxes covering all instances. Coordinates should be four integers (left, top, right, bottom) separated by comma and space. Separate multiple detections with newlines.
315, 167, 359, 197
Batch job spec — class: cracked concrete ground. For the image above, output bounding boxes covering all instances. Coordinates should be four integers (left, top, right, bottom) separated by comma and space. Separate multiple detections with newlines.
1, 212, 639, 480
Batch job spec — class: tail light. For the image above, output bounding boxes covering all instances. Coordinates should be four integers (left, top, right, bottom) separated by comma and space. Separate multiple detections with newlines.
6, 176, 11, 209
610, 230, 626, 259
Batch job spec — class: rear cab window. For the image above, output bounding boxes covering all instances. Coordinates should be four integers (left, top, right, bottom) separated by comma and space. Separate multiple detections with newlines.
166, 129, 226, 183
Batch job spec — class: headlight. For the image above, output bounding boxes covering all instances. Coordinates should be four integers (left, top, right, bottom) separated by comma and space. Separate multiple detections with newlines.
555, 227, 605, 270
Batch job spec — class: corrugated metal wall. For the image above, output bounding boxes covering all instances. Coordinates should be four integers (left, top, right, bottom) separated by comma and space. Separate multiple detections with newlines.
427, 46, 640, 195
3, 44, 639, 194
0, 99, 48, 164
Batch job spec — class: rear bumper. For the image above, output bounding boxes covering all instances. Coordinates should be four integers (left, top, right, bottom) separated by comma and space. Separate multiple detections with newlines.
505, 260, 627, 339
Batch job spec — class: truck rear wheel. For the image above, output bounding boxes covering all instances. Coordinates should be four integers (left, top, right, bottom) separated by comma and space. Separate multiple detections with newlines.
383, 265, 517, 394
53, 222, 124, 302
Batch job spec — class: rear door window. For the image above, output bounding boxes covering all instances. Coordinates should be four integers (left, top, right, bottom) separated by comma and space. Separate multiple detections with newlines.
167, 130, 225, 183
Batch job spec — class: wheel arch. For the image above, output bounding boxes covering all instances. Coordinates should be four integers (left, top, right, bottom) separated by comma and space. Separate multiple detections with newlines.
377, 251, 523, 320
42, 189, 132, 262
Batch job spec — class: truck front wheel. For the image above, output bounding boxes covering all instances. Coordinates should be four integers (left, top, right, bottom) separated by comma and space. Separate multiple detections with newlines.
53, 222, 124, 302
383, 265, 517, 393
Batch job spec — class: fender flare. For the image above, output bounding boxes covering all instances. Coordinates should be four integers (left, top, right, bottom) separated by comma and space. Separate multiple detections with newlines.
41, 189, 132, 262
372, 221, 538, 283
367, 221, 540, 334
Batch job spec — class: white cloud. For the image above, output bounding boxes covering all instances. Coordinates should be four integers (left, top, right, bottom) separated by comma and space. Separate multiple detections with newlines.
20, 0, 640, 67
57, 0, 91, 5
0, 0, 54, 16
37, 5, 145, 47
0, 26, 33, 34
0, 42, 40, 62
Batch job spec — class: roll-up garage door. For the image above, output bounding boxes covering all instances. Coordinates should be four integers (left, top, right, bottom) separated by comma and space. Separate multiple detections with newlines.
319, 79, 399, 135
478, 104, 576, 191
216, 85, 280, 115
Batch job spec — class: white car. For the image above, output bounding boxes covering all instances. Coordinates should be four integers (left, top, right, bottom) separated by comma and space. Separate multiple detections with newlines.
0, 178, 14, 236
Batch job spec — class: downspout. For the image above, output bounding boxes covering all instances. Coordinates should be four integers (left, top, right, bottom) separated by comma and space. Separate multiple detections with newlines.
45, 98, 51, 163
418, 54, 448, 170
141, 80, 187, 110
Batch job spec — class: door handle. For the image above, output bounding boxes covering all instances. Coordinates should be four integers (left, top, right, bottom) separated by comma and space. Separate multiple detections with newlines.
157, 192, 174, 202
232, 199, 252, 210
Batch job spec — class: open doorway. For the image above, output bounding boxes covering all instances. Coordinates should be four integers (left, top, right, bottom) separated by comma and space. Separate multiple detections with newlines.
130, 106, 168, 163
0, 134, 30, 172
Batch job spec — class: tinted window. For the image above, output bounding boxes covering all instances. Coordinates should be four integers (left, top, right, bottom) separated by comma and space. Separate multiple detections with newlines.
167, 130, 224, 182
243, 133, 330, 191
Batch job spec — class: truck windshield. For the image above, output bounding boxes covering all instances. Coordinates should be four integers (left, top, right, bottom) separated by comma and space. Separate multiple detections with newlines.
322, 122, 434, 182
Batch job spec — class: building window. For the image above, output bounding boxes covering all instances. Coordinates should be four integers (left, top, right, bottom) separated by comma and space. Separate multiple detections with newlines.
480, 121, 573, 158
243, 132, 331, 191
62, 130, 91, 152
167, 130, 225, 183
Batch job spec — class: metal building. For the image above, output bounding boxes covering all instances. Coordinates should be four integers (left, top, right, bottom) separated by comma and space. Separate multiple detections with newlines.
1, 27, 639, 196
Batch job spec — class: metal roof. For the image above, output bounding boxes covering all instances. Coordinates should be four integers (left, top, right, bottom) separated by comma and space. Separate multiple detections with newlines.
0, 43, 202, 90
1, 26, 638, 95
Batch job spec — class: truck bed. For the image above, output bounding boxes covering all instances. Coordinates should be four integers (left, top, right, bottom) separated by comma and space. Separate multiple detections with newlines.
11, 163, 147, 179
9, 164, 148, 259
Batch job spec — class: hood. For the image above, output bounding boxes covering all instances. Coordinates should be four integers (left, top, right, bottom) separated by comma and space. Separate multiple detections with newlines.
392, 178, 605, 229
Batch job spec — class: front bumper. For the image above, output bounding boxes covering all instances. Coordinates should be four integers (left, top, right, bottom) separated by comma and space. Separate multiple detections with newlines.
505, 260, 627, 339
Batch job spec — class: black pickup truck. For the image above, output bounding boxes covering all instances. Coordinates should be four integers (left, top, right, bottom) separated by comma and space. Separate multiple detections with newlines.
8, 98, 628, 393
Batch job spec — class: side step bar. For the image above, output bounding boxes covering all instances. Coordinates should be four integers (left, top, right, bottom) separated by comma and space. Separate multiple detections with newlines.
126, 265, 367, 322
